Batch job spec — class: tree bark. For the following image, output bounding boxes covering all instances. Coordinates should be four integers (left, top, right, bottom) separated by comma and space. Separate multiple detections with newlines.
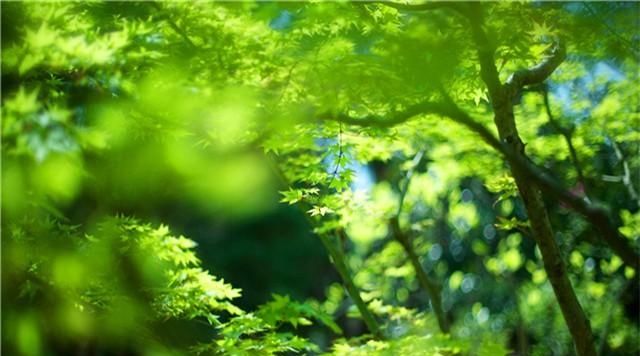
466, 4, 597, 355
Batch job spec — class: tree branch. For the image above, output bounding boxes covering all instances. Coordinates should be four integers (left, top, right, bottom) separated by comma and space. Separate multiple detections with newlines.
320, 231, 384, 339
265, 155, 383, 339
315, 93, 639, 272
442, 98, 640, 272
464, 4, 504, 104
611, 139, 640, 209
150, 2, 198, 50
465, 8, 595, 353
390, 216, 449, 333
397, 150, 424, 217
542, 86, 590, 200
326, 122, 344, 189
391, 150, 450, 333
506, 41, 566, 91
359, 1, 459, 12
316, 100, 454, 128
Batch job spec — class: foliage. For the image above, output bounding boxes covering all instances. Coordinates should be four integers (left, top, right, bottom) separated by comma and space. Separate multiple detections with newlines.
2, 1, 639, 356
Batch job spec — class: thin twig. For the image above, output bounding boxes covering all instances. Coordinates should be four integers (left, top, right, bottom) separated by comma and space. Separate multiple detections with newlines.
390, 150, 450, 333
150, 2, 198, 50
542, 86, 591, 201
390, 216, 449, 333
397, 150, 425, 217
274, 61, 301, 107
358, 0, 459, 12
327, 122, 344, 189
320, 231, 384, 339
323, 88, 639, 271
611, 139, 640, 208
265, 154, 383, 339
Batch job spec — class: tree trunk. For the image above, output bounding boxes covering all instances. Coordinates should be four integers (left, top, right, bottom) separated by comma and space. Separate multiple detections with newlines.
493, 100, 596, 356
464, 5, 597, 353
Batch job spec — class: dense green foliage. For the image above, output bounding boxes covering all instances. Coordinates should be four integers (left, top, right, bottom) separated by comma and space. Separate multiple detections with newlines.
2, 2, 639, 355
